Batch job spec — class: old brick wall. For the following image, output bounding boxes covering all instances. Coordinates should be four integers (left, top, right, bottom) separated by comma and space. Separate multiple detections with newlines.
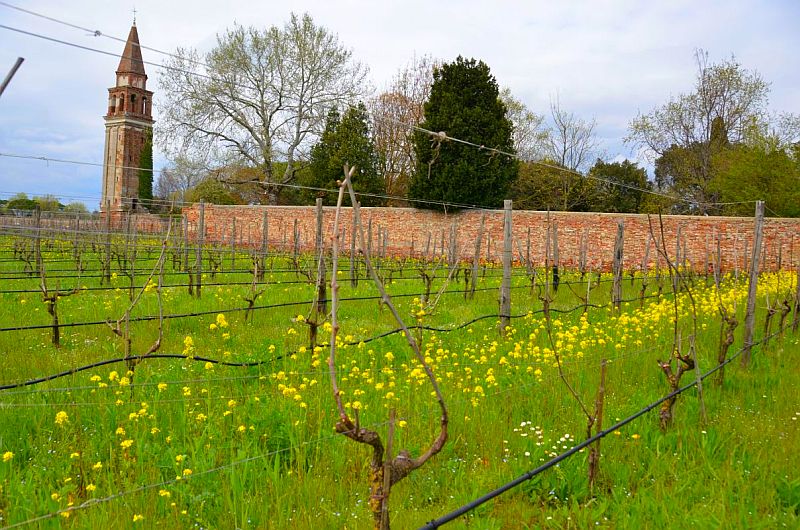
182, 205, 800, 272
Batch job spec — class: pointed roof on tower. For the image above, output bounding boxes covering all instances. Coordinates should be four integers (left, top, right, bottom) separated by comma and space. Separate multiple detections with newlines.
116, 24, 146, 77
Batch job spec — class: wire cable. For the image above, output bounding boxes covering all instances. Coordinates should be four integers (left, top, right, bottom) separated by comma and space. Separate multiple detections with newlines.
418, 321, 792, 529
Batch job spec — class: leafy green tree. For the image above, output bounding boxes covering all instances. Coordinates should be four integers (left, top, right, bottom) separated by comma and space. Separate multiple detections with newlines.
369, 55, 437, 205
138, 129, 154, 208
5, 193, 37, 211
410, 56, 517, 211
64, 202, 88, 213
499, 87, 548, 162
303, 104, 384, 206
36, 194, 62, 211
627, 51, 777, 213
711, 139, 800, 217
587, 159, 650, 213
509, 159, 596, 211
186, 178, 239, 205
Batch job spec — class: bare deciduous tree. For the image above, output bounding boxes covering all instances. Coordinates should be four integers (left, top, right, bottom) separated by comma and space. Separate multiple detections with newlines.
369, 55, 435, 203
499, 87, 548, 162
158, 13, 369, 204
544, 96, 599, 172
154, 156, 205, 204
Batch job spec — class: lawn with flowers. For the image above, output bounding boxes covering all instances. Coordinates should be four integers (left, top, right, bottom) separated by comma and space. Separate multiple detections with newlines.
0, 239, 798, 529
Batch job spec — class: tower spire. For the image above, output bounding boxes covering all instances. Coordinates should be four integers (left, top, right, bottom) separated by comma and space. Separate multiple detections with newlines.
101, 22, 153, 213
117, 24, 146, 77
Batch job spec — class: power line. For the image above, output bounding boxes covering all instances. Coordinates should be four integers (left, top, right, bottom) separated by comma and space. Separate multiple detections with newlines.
0, 1, 211, 70
0, 152, 492, 210
0, 23, 219, 85
0, 16, 765, 213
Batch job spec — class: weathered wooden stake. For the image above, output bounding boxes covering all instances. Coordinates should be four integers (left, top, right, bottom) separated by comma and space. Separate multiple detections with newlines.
499, 200, 512, 335
741, 200, 764, 366
230, 217, 237, 271
551, 221, 560, 293
195, 200, 205, 298
794, 264, 800, 333
315, 198, 327, 315
612, 220, 624, 311
182, 214, 189, 272
103, 201, 112, 285
470, 213, 485, 299
350, 206, 359, 288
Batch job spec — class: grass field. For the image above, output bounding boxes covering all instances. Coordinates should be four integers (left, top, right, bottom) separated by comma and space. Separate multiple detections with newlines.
0, 236, 798, 529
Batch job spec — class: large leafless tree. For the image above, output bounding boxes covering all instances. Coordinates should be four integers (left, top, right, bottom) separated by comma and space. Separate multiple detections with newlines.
499, 87, 548, 162
625, 50, 782, 212
158, 13, 369, 204
544, 97, 599, 172
368, 55, 435, 204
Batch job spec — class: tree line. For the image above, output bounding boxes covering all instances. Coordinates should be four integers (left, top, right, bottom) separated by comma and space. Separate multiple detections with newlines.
1, 193, 87, 214
154, 14, 800, 216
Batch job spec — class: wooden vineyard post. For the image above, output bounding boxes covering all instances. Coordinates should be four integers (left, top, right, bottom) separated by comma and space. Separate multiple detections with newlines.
551, 221, 560, 292
499, 200, 512, 336
470, 213, 485, 299
260, 210, 268, 280
587, 359, 607, 493
315, 198, 327, 315
639, 234, 651, 307
195, 200, 205, 298
612, 219, 624, 311
742, 200, 764, 367
794, 264, 800, 333
103, 201, 112, 285
129, 214, 138, 301
72, 212, 81, 270
292, 219, 300, 271
350, 206, 359, 288
230, 217, 237, 271
673, 226, 682, 294
182, 214, 189, 272
579, 228, 588, 279
367, 217, 373, 259
380, 409, 397, 530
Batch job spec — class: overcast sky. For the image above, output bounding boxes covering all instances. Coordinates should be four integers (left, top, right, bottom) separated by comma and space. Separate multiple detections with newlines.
1, 0, 798, 209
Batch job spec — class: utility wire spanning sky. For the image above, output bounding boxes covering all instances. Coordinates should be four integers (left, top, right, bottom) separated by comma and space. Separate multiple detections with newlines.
1, 0, 798, 209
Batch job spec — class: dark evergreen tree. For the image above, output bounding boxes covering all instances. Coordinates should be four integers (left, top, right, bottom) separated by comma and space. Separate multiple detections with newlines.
409, 56, 517, 211
587, 159, 650, 213
304, 104, 385, 206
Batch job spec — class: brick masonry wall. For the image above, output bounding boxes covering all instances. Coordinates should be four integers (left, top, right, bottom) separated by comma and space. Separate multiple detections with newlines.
182, 204, 800, 272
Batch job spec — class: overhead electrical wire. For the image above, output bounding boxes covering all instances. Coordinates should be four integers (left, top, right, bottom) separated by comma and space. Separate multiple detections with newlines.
0, 13, 761, 212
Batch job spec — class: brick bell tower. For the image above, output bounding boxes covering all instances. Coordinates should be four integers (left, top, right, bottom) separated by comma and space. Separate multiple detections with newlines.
101, 22, 154, 213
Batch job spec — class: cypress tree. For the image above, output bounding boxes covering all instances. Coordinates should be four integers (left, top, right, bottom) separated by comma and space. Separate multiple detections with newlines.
409, 56, 517, 211
306, 104, 385, 206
